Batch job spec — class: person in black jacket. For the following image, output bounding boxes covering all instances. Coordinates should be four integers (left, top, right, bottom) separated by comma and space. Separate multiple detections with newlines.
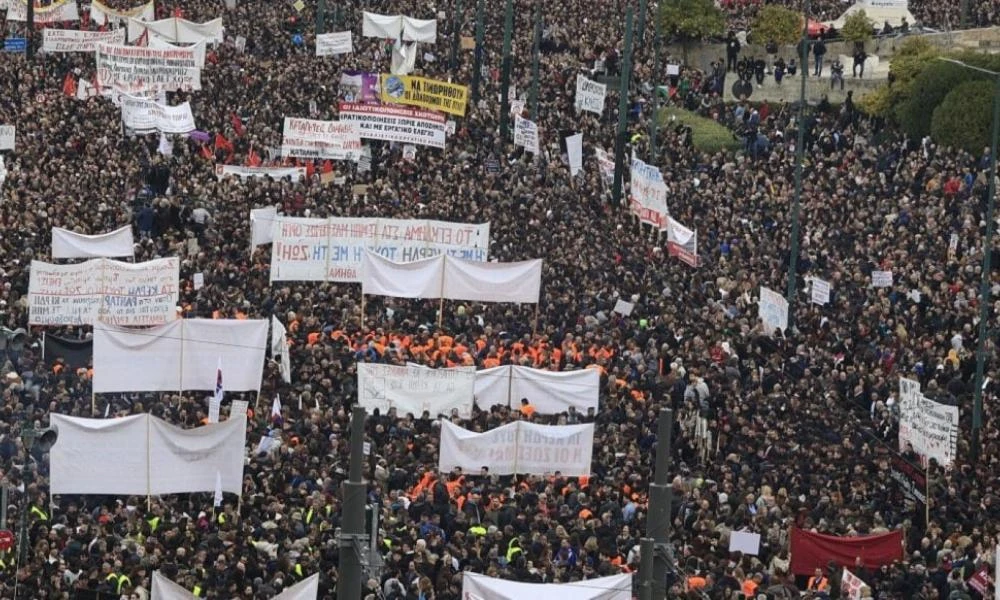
727, 32, 741, 72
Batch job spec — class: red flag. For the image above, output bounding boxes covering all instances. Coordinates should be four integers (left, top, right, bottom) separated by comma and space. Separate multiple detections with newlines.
789, 528, 903, 576
80, 10, 89, 28
172, 6, 184, 17
322, 160, 333, 174
200, 144, 213, 160
214, 133, 232, 153
230, 113, 245, 137
246, 144, 261, 167
305, 161, 315, 178
62, 73, 77, 97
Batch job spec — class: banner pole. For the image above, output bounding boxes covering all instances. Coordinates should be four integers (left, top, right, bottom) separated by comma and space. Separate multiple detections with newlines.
91, 391, 96, 417
146, 415, 152, 512
360, 294, 365, 329
532, 303, 539, 337
925, 462, 930, 527
438, 256, 446, 330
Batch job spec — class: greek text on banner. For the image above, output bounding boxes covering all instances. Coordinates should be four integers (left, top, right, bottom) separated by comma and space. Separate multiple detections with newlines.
270, 217, 490, 282
338, 102, 446, 149
28, 257, 179, 326
42, 28, 125, 52
380, 74, 469, 117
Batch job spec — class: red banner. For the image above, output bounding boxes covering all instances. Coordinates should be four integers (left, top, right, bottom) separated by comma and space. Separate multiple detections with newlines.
789, 529, 904, 576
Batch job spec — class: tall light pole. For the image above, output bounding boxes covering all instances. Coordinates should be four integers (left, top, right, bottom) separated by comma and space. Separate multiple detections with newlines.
939, 57, 1000, 463
785, 0, 811, 328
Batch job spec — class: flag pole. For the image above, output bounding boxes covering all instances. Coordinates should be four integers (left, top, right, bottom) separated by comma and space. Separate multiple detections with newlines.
146, 415, 152, 512
438, 258, 446, 330
925, 461, 930, 527
532, 303, 539, 337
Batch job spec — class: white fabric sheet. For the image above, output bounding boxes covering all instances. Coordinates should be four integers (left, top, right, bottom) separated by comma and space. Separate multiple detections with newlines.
473, 365, 510, 409
472, 366, 599, 414
51, 226, 134, 259
362, 11, 401, 38
360, 251, 445, 299
271, 315, 292, 384
463, 573, 632, 600
402, 17, 437, 43
90, 0, 154, 25
93, 319, 268, 393
438, 421, 594, 476
152, 570, 196, 600
50, 414, 149, 496
148, 37, 207, 67
442, 257, 542, 304
250, 206, 277, 247
148, 415, 245, 495
358, 364, 475, 418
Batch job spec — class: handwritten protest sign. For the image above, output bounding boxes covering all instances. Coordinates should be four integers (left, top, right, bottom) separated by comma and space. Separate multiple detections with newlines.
96, 43, 202, 93
28, 258, 179, 326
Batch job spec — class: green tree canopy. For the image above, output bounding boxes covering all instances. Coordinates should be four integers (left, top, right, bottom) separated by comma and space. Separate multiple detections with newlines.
931, 80, 994, 153
841, 10, 874, 43
659, 0, 726, 44
749, 5, 802, 46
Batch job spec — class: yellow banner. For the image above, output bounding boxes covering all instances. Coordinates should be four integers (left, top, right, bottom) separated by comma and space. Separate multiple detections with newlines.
380, 75, 469, 117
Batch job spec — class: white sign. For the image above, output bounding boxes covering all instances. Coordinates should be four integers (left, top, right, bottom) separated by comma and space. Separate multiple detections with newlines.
613, 299, 634, 316
872, 270, 893, 288
758, 286, 789, 336
316, 31, 353, 55
0, 126, 14, 151
121, 95, 197, 134
728, 531, 761, 556
96, 43, 202, 94
566, 133, 583, 176
214, 164, 307, 182
841, 568, 867, 600
358, 364, 476, 418
42, 28, 125, 52
629, 155, 668, 229
250, 206, 278, 247
666, 216, 698, 267
51, 226, 134, 259
148, 37, 207, 68
575, 74, 607, 114
595, 147, 615, 184
811, 277, 831, 305
270, 217, 490, 282
514, 116, 540, 154
438, 420, 594, 476
28, 258, 179, 326
898, 378, 959, 466
463, 573, 631, 600
281, 117, 362, 160
338, 102, 446, 149
473, 365, 599, 415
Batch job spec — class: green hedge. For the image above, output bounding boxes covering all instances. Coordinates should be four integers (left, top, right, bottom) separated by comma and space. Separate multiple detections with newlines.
660, 107, 741, 154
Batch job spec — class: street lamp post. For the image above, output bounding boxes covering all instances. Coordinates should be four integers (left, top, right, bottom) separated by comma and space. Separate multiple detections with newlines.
938, 57, 1000, 463
786, 0, 811, 328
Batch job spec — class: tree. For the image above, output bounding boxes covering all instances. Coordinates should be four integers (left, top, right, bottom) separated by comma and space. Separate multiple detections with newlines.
659, 0, 725, 63
841, 10, 874, 46
749, 5, 801, 46
931, 80, 994, 153
857, 37, 940, 118
897, 51, 1000, 139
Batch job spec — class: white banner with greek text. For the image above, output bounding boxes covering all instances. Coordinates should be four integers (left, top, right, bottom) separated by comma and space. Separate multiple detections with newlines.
28, 258, 179, 326
96, 43, 202, 94
42, 28, 124, 52
438, 420, 594, 476
338, 102, 446, 149
898, 378, 959, 467
358, 363, 476, 418
121, 95, 196, 134
281, 117, 362, 160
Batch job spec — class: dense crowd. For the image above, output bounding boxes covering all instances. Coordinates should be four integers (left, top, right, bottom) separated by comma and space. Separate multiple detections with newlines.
0, 0, 999, 599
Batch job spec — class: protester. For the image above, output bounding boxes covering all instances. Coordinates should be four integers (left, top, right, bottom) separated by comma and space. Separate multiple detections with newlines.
0, 0, 999, 599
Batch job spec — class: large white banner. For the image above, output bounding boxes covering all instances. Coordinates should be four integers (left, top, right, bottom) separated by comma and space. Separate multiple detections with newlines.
898, 377, 959, 467
90, 0, 154, 26
463, 573, 632, 600
148, 37, 206, 68
443, 257, 542, 304
438, 421, 594, 476
358, 364, 476, 418
566, 133, 583, 176
758, 286, 789, 336
152, 572, 319, 600
514, 116, 540, 154
0, 126, 14, 151
281, 117, 362, 160
92, 319, 268, 393
629, 155, 668, 230
42, 28, 125, 53
359, 252, 541, 303
121, 95, 197, 134
51, 225, 134, 259
480, 366, 600, 414
361, 252, 445, 299
28, 258, 178, 326
215, 164, 307, 182
148, 414, 245, 495
316, 31, 353, 55
96, 43, 202, 94
251, 206, 278, 247
361, 12, 437, 42
270, 217, 490, 282
270, 315, 291, 384
338, 102, 446, 149
666, 216, 698, 267
128, 17, 224, 44
6, 0, 78, 21
575, 74, 607, 115
50, 414, 245, 497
